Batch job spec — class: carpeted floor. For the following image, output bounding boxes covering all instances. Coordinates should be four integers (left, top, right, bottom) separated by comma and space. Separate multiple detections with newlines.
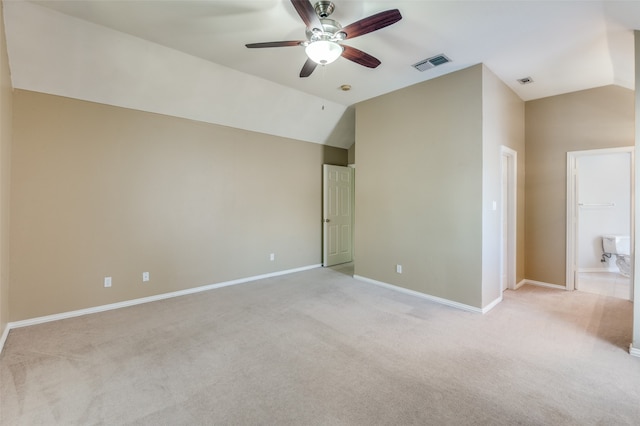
1, 266, 639, 425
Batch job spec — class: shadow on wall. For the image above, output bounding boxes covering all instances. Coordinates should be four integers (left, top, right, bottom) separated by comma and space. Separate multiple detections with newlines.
323, 145, 349, 166
324, 106, 355, 152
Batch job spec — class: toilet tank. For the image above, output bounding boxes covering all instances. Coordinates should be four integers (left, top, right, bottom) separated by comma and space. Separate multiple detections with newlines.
602, 235, 630, 255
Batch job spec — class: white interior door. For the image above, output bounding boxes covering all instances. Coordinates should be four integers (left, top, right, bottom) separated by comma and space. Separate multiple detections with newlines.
323, 165, 353, 267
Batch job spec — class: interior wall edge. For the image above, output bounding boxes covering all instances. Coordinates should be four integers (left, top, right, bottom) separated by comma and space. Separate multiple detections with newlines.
0, 0, 14, 352
355, 65, 485, 308
632, 29, 640, 350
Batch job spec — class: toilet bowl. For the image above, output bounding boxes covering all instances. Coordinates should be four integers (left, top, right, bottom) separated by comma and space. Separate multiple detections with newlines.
602, 235, 630, 277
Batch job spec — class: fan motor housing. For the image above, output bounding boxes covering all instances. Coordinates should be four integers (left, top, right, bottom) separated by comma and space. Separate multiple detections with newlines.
306, 18, 344, 41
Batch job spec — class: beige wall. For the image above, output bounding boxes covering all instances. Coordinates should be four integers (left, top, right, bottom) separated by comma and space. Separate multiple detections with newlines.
525, 85, 635, 285
0, 1, 12, 338
10, 90, 346, 321
355, 65, 484, 308
347, 143, 355, 165
481, 66, 525, 305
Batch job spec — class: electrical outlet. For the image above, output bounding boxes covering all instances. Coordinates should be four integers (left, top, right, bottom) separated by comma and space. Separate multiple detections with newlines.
270, 253, 275, 261
396, 264, 402, 274
142, 272, 149, 282
104, 277, 112, 288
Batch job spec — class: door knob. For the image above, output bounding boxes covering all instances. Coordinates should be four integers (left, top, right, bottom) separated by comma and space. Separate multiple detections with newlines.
324, 219, 330, 223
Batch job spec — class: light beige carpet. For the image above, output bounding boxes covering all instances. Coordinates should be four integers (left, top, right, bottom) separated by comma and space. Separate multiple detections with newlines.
1, 266, 639, 425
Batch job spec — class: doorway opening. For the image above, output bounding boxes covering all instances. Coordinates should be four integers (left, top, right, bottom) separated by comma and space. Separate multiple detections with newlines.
566, 147, 634, 300
501, 146, 517, 292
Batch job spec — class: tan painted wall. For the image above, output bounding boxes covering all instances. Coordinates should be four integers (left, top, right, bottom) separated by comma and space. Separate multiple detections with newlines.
355, 65, 484, 308
0, 1, 12, 335
525, 85, 635, 285
10, 90, 346, 321
481, 66, 525, 305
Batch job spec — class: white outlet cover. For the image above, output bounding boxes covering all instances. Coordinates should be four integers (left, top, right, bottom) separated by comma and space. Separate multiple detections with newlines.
142, 272, 149, 282
104, 277, 112, 287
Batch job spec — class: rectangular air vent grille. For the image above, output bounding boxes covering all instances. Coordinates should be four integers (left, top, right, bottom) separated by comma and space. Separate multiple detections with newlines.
412, 54, 452, 72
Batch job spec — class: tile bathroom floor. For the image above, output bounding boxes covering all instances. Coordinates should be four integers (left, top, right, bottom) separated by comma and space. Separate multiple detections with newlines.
577, 271, 631, 300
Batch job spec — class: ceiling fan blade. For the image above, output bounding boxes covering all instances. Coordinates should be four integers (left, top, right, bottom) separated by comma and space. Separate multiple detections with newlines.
341, 45, 381, 69
245, 41, 303, 48
340, 9, 402, 40
291, 0, 322, 30
300, 58, 318, 77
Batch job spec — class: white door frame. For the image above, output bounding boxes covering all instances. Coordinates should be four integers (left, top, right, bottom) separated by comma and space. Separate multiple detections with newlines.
501, 146, 517, 291
566, 147, 635, 295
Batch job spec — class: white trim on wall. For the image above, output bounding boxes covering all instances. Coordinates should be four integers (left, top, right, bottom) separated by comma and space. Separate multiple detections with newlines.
500, 146, 518, 291
0, 325, 9, 355
522, 279, 567, 290
482, 295, 503, 313
567, 152, 578, 289
0, 264, 321, 354
354, 275, 502, 314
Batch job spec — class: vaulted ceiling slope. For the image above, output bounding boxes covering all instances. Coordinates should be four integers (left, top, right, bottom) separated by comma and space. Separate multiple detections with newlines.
3, 1, 640, 148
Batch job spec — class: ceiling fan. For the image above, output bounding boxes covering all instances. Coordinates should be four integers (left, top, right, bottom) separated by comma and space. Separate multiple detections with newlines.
246, 0, 402, 77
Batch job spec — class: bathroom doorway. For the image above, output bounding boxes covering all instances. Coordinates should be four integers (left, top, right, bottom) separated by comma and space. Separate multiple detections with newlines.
566, 147, 634, 300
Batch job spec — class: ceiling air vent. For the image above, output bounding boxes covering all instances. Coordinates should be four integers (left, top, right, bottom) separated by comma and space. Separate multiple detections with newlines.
412, 54, 452, 72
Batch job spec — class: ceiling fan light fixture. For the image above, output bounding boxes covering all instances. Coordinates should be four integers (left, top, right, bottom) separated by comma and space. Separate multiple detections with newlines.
305, 40, 343, 65
247, 1, 402, 77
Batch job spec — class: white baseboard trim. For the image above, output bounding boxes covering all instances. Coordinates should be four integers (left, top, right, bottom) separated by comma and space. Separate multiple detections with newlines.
482, 295, 503, 313
630, 344, 640, 358
522, 279, 567, 290
0, 264, 321, 354
354, 275, 484, 314
0, 323, 9, 355
514, 279, 526, 290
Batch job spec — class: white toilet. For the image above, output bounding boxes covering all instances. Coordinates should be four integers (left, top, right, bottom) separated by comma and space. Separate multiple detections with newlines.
602, 235, 631, 277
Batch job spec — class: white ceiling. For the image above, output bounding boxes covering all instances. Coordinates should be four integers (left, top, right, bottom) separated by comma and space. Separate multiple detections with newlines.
3, 1, 640, 148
